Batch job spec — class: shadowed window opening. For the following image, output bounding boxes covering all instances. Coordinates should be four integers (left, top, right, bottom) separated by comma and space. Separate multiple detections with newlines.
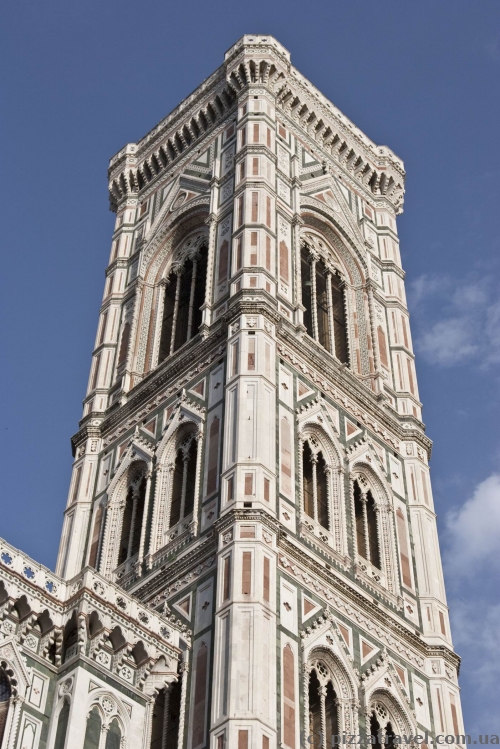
169, 436, 198, 529
353, 480, 380, 569
159, 245, 208, 363
118, 474, 147, 565
303, 443, 329, 530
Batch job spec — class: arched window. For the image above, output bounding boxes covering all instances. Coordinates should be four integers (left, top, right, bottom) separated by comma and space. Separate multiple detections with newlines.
301, 246, 348, 363
353, 480, 381, 569
370, 703, 399, 749
118, 472, 147, 566
169, 436, 198, 529
0, 669, 11, 746
54, 700, 70, 749
302, 442, 329, 530
83, 707, 102, 749
117, 321, 131, 367
105, 718, 122, 749
150, 677, 182, 749
158, 245, 208, 363
307, 663, 339, 749
282, 644, 296, 749
192, 643, 208, 748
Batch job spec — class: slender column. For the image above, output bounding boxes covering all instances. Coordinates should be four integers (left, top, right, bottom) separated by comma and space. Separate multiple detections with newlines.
179, 452, 190, 523
310, 254, 319, 341
293, 215, 305, 326
161, 685, 171, 749
99, 724, 108, 749
177, 660, 189, 749
169, 269, 182, 355
303, 666, 311, 749
165, 462, 176, 534
319, 685, 327, 749
325, 268, 336, 355
191, 433, 204, 537
383, 505, 396, 592
201, 216, 217, 330
298, 437, 305, 526
6, 696, 23, 749
311, 454, 319, 524
366, 281, 381, 374
186, 257, 198, 341
360, 493, 370, 562
151, 279, 168, 369
137, 471, 152, 571
340, 279, 351, 368
142, 698, 155, 749
325, 467, 332, 534
126, 487, 139, 561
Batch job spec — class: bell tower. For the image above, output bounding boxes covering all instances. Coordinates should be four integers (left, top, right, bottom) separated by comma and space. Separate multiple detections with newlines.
0, 35, 465, 749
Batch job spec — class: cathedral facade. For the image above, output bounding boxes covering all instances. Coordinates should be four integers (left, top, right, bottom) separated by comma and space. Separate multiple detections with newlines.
0, 35, 464, 749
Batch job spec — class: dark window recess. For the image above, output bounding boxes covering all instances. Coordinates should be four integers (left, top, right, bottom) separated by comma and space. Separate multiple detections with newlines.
158, 245, 208, 363
118, 473, 147, 565
300, 247, 348, 364
169, 437, 198, 528
353, 479, 381, 570
303, 442, 329, 530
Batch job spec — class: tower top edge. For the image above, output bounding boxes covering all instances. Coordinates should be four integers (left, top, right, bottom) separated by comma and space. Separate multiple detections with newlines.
108, 34, 404, 182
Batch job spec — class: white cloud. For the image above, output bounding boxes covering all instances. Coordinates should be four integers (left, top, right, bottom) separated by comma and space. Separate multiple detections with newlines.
418, 318, 478, 366
409, 274, 500, 367
444, 473, 500, 577
444, 474, 500, 733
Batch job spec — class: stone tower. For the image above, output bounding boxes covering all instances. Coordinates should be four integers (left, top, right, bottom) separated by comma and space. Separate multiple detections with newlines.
0, 35, 465, 749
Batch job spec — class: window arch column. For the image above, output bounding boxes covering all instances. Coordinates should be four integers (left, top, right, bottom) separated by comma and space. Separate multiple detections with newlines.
186, 255, 199, 341
150, 278, 168, 370
325, 266, 336, 355
309, 251, 319, 342
136, 471, 153, 571
169, 266, 182, 357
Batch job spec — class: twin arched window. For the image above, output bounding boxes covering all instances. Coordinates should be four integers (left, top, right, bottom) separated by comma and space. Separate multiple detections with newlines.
303, 442, 329, 530
150, 677, 182, 749
159, 246, 208, 363
83, 707, 122, 749
118, 470, 147, 566
301, 247, 348, 363
169, 435, 198, 529
0, 669, 11, 746
307, 662, 339, 748
353, 479, 381, 570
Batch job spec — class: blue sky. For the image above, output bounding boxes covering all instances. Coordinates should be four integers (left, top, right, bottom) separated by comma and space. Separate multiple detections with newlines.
1, 0, 499, 733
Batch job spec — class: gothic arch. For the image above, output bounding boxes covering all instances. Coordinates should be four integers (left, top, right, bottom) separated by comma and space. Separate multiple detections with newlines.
366, 688, 416, 739
299, 205, 368, 285
349, 461, 399, 595
303, 646, 359, 737
298, 422, 347, 556
149, 407, 204, 561
83, 689, 130, 748
299, 211, 374, 377
132, 209, 210, 378
99, 450, 152, 580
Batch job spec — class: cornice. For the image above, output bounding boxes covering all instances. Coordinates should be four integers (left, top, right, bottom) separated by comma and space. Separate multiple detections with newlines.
276, 321, 432, 456
279, 535, 459, 672
108, 35, 405, 214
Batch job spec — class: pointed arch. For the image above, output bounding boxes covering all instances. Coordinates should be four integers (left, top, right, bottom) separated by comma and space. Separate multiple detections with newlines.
299, 211, 373, 377
367, 688, 416, 739
149, 412, 203, 560
304, 646, 358, 737
350, 461, 399, 596
99, 453, 151, 579
298, 422, 346, 556
136, 212, 211, 376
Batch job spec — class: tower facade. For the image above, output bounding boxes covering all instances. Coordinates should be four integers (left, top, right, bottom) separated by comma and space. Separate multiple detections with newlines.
0, 36, 465, 749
